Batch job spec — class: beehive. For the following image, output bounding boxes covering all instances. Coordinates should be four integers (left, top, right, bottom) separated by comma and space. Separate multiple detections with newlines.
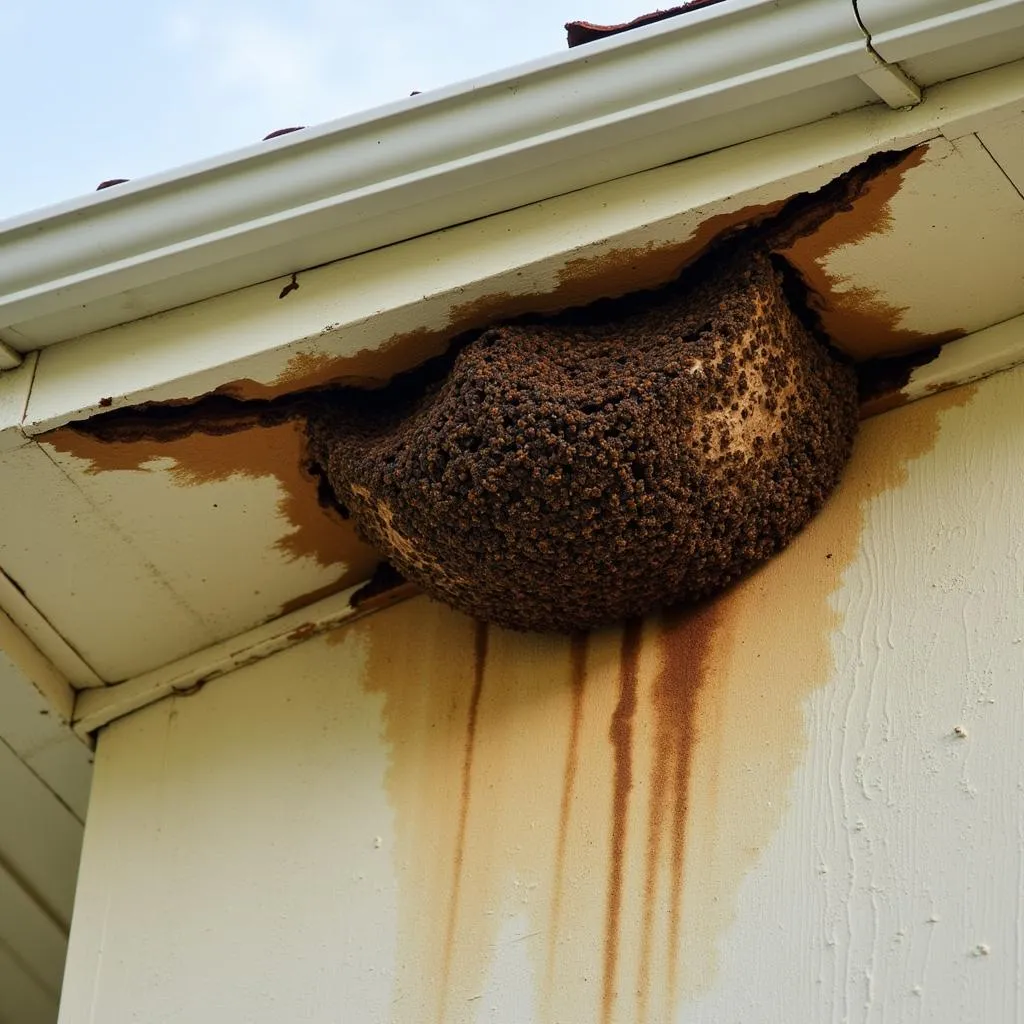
307, 247, 858, 632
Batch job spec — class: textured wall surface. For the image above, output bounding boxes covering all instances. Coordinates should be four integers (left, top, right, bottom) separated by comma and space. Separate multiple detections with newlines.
58, 365, 1024, 1024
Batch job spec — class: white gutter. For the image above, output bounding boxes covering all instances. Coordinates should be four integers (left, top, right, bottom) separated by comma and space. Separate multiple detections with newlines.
857, 0, 1024, 62
0, 0, 1022, 351
0, 0, 874, 348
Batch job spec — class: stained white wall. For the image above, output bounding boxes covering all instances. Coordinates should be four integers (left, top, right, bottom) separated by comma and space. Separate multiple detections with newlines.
58, 364, 1024, 1024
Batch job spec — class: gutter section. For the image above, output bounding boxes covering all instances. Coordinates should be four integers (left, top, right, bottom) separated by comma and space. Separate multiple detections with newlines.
857, 0, 1024, 62
0, 0, 873, 348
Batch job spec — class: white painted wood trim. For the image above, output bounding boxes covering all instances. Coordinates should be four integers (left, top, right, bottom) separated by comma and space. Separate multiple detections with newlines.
858, 62, 923, 108
0, 574, 104, 691
0, 607, 76, 725
71, 581, 411, 739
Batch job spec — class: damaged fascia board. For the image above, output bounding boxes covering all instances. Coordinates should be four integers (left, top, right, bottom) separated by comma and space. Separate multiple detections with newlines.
0, 0, 885, 349
20, 57, 1024, 435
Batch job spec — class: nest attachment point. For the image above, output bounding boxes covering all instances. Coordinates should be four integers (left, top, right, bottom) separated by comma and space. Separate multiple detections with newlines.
307, 247, 859, 632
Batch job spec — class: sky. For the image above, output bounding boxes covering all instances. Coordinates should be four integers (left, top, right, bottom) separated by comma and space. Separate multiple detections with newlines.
2, 0, 647, 222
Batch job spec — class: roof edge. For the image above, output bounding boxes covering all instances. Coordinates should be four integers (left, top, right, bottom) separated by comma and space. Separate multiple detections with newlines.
1, 0, 872, 347
2, 0, 1023, 350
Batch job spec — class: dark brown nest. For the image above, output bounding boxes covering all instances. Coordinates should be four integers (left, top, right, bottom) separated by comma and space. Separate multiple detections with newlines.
306, 247, 858, 632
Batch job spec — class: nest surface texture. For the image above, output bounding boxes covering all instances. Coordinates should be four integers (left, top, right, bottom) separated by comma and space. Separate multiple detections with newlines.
307, 248, 859, 632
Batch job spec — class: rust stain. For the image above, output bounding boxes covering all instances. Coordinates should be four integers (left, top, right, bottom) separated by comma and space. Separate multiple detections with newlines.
437, 620, 488, 1023
349, 381, 979, 1024
648, 602, 722, 1020
602, 618, 643, 1024
544, 632, 588, 1010
774, 145, 961, 361
43, 419, 380, 602
215, 202, 783, 401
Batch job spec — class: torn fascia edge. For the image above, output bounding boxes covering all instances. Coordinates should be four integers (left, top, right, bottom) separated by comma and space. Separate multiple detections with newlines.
901, 312, 1024, 400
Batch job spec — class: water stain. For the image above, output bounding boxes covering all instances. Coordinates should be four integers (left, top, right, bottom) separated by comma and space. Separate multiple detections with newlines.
639, 601, 723, 1023
602, 618, 643, 1024
349, 382, 977, 1024
214, 202, 784, 401
543, 632, 588, 1011
42, 419, 379, 602
437, 621, 489, 1022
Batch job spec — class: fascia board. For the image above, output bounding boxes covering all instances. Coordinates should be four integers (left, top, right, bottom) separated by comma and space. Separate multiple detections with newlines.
21, 55, 1024, 435
0, 0, 872, 348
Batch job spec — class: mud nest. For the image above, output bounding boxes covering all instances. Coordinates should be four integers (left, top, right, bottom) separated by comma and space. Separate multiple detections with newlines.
307, 247, 858, 632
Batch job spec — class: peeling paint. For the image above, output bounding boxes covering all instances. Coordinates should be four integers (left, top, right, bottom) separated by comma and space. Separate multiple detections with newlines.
775, 145, 965, 360
349, 383, 976, 1024
43, 419, 379, 608
212, 202, 785, 401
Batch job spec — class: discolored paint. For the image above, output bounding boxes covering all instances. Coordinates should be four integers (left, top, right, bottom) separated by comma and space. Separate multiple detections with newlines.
349, 382, 976, 1024
640, 602, 723, 1022
212, 202, 785, 401
437, 621, 488, 1023
775, 145, 964, 360
602, 618, 643, 1024
42, 419, 379, 606
212, 145, 950, 406
543, 632, 588, 1013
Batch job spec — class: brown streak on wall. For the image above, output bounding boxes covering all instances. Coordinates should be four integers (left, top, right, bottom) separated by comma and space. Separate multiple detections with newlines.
602, 618, 643, 1024
544, 633, 588, 1015
350, 382, 977, 1024
437, 621, 488, 1023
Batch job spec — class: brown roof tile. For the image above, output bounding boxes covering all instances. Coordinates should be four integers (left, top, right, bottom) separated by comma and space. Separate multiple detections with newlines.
566, 1, 727, 47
